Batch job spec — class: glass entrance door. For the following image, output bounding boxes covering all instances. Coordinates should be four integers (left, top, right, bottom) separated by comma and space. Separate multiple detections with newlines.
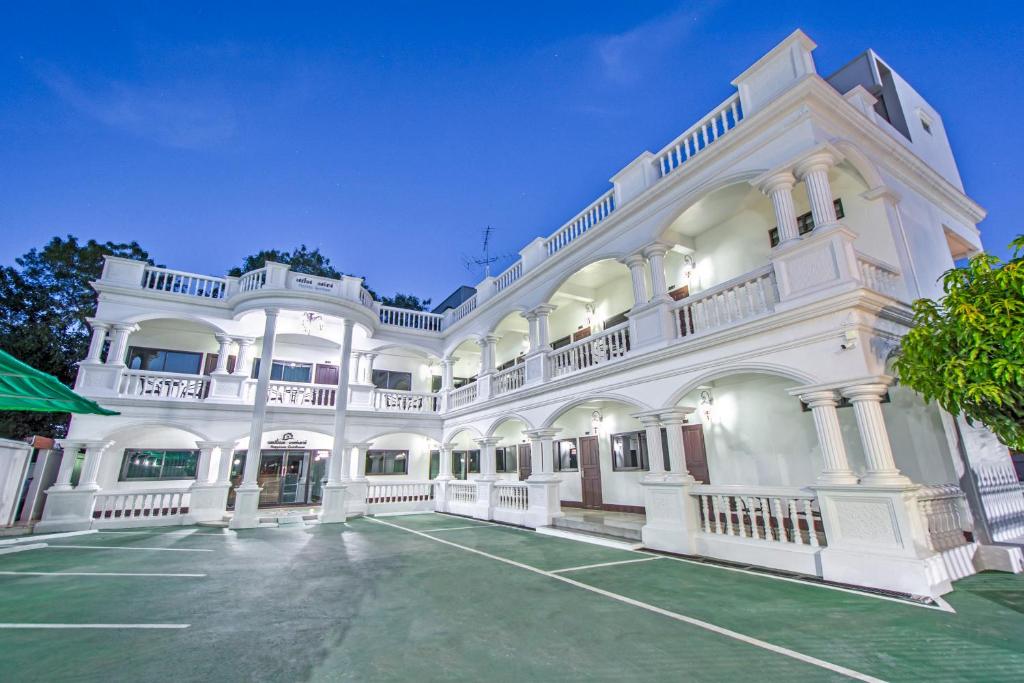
228, 449, 329, 508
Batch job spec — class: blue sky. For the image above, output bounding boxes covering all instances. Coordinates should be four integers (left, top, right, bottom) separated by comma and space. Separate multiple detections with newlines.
2, 2, 1021, 303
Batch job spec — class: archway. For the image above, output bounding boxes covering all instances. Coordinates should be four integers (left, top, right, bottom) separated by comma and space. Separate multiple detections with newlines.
488, 415, 534, 480
543, 259, 634, 351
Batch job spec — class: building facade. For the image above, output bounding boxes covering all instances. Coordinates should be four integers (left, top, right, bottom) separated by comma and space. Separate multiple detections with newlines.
36, 31, 1024, 598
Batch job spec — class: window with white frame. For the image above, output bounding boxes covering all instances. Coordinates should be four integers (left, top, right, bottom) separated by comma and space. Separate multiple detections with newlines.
120, 449, 200, 481
365, 450, 409, 475
496, 445, 518, 473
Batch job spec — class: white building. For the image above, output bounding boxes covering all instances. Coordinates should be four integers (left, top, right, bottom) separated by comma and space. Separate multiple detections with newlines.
37, 31, 1024, 598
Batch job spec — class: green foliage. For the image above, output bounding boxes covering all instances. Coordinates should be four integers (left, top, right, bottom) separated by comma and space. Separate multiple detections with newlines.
228, 244, 342, 279
0, 235, 154, 438
894, 235, 1024, 450
379, 293, 432, 311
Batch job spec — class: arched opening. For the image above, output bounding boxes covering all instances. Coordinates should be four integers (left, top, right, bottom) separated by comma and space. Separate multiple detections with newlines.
445, 337, 482, 396
93, 423, 212, 492
364, 432, 440, 481
230, 428, 334, 509
489, 416, 533, 481
122, 318, 224, 380
545, 397, 648, 512
364, 344, 441, 396
489, 312, 531, 373
444, 426, 482, 480
545, 259, 634, 351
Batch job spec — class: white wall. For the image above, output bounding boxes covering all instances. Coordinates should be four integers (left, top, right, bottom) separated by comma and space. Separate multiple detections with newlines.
692, 208, 773, 290
365, 433, 434, 480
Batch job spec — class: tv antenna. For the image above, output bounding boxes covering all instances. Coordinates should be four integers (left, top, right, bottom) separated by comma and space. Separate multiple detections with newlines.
462, 225, 513, 278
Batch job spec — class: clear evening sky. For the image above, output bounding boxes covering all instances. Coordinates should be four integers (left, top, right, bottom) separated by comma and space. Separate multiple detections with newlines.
1, 2, 1020, 303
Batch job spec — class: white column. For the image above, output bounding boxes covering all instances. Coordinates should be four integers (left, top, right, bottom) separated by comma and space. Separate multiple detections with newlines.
232, 338, 255, 376
437, 443, 454, 480
441, 358, 455, 391
240, 308, 279, 487
194, 441, 220, 484
84, 321, 110, 363
214, 442, 238, 485
622, 253, 649, 308
643, 244, 671, 301
53, 440, 82, 490
352, 443, 371, 480
522, 312, 540, 351
362, 353, 378, 384
328, 319, 355, 485
841, 383, 910, 486
761, 171, 801, 245
213, 335, 233, 374
77, 441, 112, 491
658, 410, 692, 479
105, 323, 138, 366
637, 415, 667, 478
525, 428, 561, 477
532, 304, 556, 350
478, 335, 498, 374
799, 390, 858, 485
796, 152, 839, 230
474, 437, 501, 480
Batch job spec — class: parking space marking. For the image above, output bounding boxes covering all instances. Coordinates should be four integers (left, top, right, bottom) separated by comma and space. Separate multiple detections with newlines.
0, 571, 206, 578
422, 524, 500, 532
550, 557, 661, 573
367, 517, 884, 683
0, 623, 189, 629
45, 544, 213, 553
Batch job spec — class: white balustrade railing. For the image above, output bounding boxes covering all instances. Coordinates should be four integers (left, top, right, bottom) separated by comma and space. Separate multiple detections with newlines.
549, 322, 631, 378
492, 363, 525, 396
445, 295, 478, 327
446, 481, 477, 504
545, 190, 616, 256
372, 389, 440, 413
366, 481, 435, 505
119, 370, 208, 401
856, 253, 901, 298
916, 484, 970, 552
493, 261, 524, 293
448, 382, 478, 409
692, 485, 824, 547
976, 465, 1024, 542
266, 381, 337, 408
238, 268, 268, 292
359, 287, 374, 308
378, 306, 444, 332
673, 266, 777, 339
142, 266, 227, 299
494, 483, 529, 511
655, 94, 743, 179
92, 488, 191, 522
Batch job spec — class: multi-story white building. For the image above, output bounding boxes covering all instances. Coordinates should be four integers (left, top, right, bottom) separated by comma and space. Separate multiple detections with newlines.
37, 31, 1024, 598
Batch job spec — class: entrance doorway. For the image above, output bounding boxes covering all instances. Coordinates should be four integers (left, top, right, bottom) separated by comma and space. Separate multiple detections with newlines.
518, 443, 531, 480
579, 435, 602, 509
681, 424, 710, 484
228, 450, 329, 508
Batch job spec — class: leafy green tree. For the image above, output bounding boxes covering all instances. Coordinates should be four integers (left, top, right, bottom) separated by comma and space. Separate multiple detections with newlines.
380, 293, 432, 311
0, 236, 154, 438
894, 236, 1024, 450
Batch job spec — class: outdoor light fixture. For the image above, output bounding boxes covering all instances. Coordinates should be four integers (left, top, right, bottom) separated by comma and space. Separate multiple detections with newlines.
584, 304, 596, 328
699, 389, 715, 422
591, 409, 604, 435
301, 311, 324, 334
681, 254, 696, 280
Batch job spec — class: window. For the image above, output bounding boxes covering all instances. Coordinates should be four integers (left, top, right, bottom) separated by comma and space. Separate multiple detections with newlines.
252, 359, 313, 383
365, 450, 409, 475
120, 449, 200, 481
496, 445, 518, 473
603, 310, 629, 329
451, 450, 480, 478
127, 347, 203, 375
768, 198, 845, 247
612, 431, 649, 471
429, 450, 440, 479
554, 439, 578, 472
372, 369, 413, 391
431, 375, 443, 393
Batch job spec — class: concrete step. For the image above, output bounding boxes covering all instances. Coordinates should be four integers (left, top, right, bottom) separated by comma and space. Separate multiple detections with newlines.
552, 514, 643, 542
535, 526, 644, 551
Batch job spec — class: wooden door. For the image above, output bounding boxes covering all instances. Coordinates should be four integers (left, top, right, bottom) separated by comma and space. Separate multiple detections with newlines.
203, 353, 236, 375
681, 424, 710, 484
315, 364, 339, 386
518, 443, 532, 480
579, 435, 603, 509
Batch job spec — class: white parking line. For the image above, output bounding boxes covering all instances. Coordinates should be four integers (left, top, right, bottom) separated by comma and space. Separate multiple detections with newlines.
0, 543, 47, 555
551, 557, 661, 573
95, 531, 235, 537
0, 571, 206, 578
367, 517, 884, 683
45, 545, 213, 553
0, 623, 189, 629
0, 530, 96, 546
422, 524, 499, 532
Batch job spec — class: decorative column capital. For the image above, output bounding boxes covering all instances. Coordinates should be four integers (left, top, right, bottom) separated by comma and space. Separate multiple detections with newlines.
111, 322, 140, 333
442, 356, 458, 366
86, 318, 112, 331
840, 380, 893, 402
528, 303, 557, 317
798, 389, 843, 408
657, 406, 695, 426
344, 441, 373, 451
194, 440, 222, 451
214, 333, 233, 345
233, 336, 255, 346
631, 409, 665, 426
523, 428, 562, 440
794, 150, 838, 179
214, 441, 238, 452
473, 436, 502, 448
56, 439, 84, 452
642, 242, 672, 259
621, 252, 647, 269
263, 307, 282, 319
756, 170, 797, 194
480, 334, 500, 345
78, 439, 115, 452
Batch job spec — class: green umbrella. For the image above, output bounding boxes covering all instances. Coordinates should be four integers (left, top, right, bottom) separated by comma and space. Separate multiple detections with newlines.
0, 349, 118, 415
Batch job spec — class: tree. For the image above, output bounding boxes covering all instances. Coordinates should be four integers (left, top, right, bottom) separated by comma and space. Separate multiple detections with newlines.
379, 293, 432, 311
0, 235, 154, 438
894, 236, 1024, 450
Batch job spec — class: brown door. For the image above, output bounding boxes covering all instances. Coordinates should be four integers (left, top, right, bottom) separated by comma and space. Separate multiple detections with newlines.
315, 364, 339, 386
203, 353, 236, 375
518, 443, 532, 481
579, 435, 603, 509
682, 424, 710, 484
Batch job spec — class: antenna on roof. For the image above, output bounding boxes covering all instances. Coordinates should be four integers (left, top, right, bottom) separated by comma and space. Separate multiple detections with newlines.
461, 225, 513, 278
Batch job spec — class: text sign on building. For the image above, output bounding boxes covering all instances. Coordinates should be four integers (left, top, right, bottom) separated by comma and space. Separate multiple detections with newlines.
291, 275, 337, 294
265, 432, 309, 449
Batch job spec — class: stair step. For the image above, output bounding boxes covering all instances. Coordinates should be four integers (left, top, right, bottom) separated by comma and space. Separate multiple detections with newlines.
552, 516, 643, 541
535, 526, 644, 551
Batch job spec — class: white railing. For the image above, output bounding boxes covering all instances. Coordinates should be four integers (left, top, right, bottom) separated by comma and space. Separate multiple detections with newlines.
142, 266, 227, 299
366, 481, 435, 505
493, 261, 524, 293
448, 382, 478, 409
92, 488, 191, 523
492, 363, 525, 396
856, 253, 901, 298
692, 485, 824, 547
916, 484, 970, 552
378, 306, 444, 332
372, 389, 440, 413
673, 266, 777, 339
544, 190, 616, 256
976, 465, 1024, 542
119, 370, 209, 401
238, 268, 268, 292
359, 287, 374, 308
266, 381, 337, 408
654, 94, 743, 179
445, 295, 478, 327
446, 481, 477, 503
549, 322, 631, 378
494, 483, 529, 511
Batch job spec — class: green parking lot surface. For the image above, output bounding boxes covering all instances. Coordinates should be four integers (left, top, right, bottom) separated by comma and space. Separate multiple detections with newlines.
0, 512, 1021, 682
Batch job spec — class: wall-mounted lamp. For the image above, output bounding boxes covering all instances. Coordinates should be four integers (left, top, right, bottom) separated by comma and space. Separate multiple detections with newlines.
699, 389, 715, 423
591, 409, 604, 436
301, 311, 324, 334
681, 254, 696, 281
584, 304, 596, 328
